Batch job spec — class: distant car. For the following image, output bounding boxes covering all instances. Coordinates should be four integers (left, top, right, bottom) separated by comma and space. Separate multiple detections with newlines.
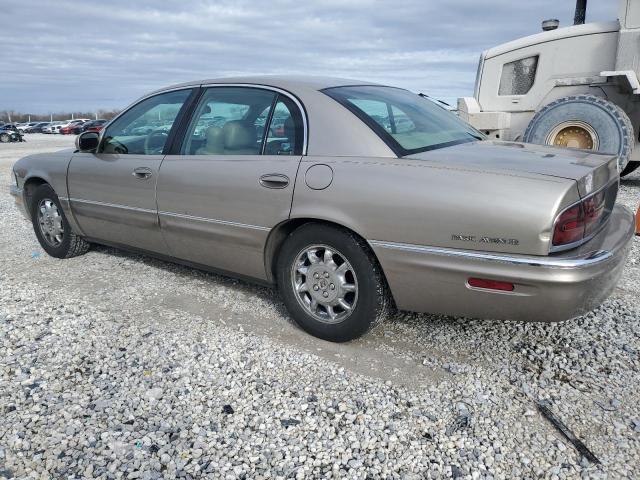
8, 76, 635, 342
60, 120, 87, 135
17, 122, 39, 133
81, 119, 107, 133
25, 122, 51, 134
0, 124, 25, 143
43, 122, 64, 134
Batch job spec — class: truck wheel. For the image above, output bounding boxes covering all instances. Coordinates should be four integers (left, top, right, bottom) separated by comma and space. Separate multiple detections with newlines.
277, 223, 391, 342
523, 95, 633, 173
30, 184, 90, 259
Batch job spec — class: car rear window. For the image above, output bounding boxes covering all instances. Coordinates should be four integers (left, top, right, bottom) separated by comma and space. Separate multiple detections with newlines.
323, 85, 483, 156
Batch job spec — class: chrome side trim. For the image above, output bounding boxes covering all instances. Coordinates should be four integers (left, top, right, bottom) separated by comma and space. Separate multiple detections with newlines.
69, 197, 156, 215
199, 83, 309, 155
368, 240, 613, 269
69, 197, 270, 231
158, 211, 270, 232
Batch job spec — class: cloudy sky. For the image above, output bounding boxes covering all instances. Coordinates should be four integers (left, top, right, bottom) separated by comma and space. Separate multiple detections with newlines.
1, 0, 617, 114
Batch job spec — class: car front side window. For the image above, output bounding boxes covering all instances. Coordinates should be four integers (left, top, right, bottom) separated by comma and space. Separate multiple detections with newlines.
99, 89, 192, 155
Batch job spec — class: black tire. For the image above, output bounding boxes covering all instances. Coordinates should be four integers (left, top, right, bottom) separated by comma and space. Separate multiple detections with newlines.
523, 94, 634, 172
0, 133, 10, 143
30, 184, 90, 259
620, 161, 640, 177
277, 223, 391, 342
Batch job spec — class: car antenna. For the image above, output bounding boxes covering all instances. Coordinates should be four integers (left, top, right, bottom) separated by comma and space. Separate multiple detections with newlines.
418, 92, 451, 107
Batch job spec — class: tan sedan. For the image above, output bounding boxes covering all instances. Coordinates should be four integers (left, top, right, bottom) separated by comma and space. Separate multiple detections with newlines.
10, 76, 635, 341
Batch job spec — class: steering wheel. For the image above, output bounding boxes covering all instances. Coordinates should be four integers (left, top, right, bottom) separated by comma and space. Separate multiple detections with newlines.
144, 130, 168, 155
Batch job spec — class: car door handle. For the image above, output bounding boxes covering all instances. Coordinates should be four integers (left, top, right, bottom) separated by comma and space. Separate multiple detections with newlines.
132, 167, 153, 179
259, 174, 289, 189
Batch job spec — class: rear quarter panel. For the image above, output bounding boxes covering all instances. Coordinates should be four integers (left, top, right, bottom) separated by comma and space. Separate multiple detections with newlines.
290, 156, 579, 256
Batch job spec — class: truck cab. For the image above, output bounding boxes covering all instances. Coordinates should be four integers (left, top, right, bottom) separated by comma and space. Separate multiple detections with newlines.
459, 0, 640, 177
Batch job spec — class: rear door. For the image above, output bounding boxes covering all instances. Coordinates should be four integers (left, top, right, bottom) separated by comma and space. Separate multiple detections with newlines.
156, 85, 306, 280
67, 88, 194, 253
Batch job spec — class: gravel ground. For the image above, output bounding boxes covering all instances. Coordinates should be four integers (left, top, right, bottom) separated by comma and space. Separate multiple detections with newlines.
1, 135, 639, 479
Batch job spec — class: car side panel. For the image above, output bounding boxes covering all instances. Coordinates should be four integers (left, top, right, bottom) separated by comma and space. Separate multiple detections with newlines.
290, 156, 579, 257
67, 152, 168, 253
156, 154, 302, 280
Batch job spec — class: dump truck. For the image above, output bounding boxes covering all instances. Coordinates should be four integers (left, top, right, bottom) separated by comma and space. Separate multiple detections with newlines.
458, 0, 640, 177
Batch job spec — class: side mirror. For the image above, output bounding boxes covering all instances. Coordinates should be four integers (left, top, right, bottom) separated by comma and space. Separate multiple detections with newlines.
75, 131, 99, 152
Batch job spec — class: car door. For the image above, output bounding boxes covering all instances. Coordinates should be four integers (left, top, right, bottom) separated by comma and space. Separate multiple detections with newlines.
156, 86, 306, 280
67, 88, 194, 253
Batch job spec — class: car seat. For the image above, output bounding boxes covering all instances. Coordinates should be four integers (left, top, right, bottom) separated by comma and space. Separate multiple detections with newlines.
196, 126, 224, 155
223, 121, 258, 155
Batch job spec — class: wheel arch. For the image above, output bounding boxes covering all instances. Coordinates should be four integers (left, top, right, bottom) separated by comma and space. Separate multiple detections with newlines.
22, 176, 50, 219
264, 217, 392, 296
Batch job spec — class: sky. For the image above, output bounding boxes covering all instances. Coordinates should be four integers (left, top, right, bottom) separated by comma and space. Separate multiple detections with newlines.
0, 0, 618, 114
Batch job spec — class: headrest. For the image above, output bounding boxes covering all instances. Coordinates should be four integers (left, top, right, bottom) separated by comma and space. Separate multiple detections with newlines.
197, 126, 224, 154
206, 125, 223, 143
223, 121, 253, 150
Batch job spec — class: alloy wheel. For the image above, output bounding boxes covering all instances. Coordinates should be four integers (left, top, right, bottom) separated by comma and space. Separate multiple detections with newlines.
291, 245, 358, 324
37, 198, 64, 247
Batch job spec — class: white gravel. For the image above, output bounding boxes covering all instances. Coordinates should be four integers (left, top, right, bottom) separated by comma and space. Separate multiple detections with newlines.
1, 135, 639, 479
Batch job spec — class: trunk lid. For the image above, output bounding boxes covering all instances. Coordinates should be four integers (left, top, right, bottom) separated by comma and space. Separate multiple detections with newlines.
406, 140, 618, 197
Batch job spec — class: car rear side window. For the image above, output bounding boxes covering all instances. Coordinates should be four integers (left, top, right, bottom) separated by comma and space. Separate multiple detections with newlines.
323, 85, 483, 156
263, 96, 305, 156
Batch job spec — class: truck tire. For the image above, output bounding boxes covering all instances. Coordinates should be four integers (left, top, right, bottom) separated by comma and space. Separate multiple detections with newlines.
523, 95, 633, 174
620, 161, 640, 177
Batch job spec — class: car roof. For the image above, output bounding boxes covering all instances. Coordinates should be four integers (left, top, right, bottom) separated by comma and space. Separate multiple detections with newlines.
149, 75, 384, 96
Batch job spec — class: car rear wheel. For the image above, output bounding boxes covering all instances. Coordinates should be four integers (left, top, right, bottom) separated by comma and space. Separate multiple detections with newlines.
30, 184, 90, 259
277, 223, 390, 342
523, 94, 634, 175
0, 133, 10, 143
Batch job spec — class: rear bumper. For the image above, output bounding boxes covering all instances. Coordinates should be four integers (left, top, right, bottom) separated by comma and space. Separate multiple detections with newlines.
371, 204, 635, 322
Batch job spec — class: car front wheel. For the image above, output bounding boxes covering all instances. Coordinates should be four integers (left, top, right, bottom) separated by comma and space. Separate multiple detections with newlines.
30, 184, 90, 259
277, 224, 390, 342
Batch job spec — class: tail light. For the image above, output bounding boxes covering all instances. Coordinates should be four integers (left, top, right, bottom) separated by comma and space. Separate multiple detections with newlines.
552, 187, 608, 247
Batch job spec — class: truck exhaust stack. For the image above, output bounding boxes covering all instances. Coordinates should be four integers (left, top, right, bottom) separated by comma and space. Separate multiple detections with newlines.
574, 0, 587, 25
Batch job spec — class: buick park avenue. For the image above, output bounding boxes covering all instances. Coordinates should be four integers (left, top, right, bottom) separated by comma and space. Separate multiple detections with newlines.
10, 77, 635, 341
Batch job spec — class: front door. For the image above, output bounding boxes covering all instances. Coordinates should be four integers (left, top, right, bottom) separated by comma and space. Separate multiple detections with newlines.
156, 86, 306, 280
67, 89, 193, 253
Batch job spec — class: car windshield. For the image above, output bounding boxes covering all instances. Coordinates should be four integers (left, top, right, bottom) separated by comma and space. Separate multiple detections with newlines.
323, 85, 484, 156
